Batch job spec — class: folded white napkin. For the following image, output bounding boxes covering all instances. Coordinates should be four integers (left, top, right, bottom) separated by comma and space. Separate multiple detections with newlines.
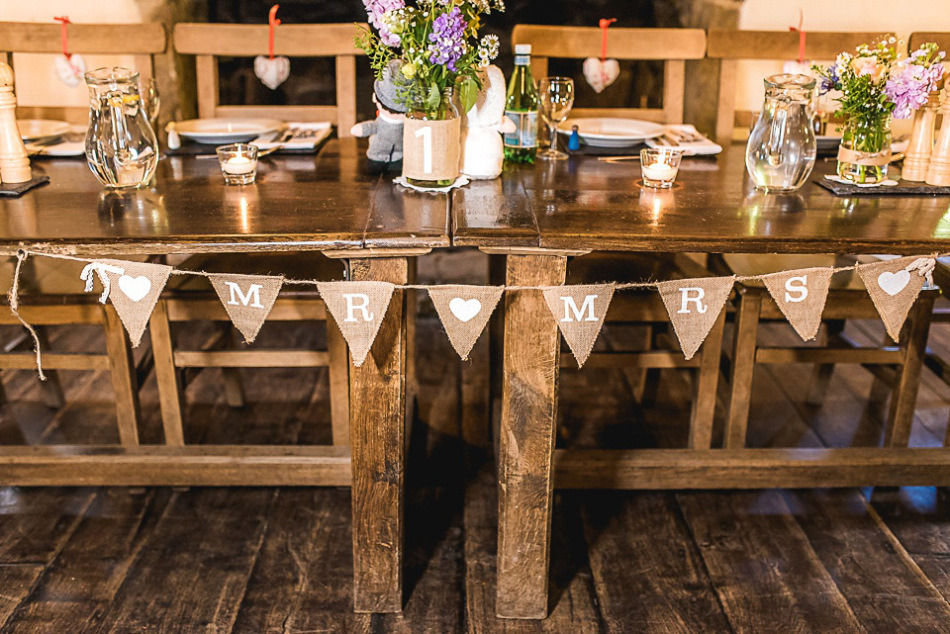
252, 122, 332, 151
646, 124, 722, 156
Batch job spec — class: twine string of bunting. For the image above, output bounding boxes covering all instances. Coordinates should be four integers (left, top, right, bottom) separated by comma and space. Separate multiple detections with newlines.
8, 250, 47, 380
6, 248, 946, 374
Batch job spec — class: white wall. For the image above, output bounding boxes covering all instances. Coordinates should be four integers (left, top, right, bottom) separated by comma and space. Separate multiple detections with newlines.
1, 0, 143, 107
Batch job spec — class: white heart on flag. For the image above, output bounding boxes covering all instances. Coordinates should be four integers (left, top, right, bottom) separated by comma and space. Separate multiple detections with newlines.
54, 53, 86, 88
878, 270, 910, 296
254, 55, 291, 90
449, 298, 481, 323
583, 57, 620, 93
118, 275, 152, 302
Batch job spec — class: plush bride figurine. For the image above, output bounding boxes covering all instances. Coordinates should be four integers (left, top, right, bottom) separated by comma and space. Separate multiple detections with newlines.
461, 65, 515, 180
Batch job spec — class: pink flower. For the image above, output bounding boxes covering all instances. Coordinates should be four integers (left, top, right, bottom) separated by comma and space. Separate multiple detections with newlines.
851, 56, 886, 82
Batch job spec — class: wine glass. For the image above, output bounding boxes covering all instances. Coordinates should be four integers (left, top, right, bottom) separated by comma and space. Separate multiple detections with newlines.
139, 78, 160, 129
538, 77, 575, 160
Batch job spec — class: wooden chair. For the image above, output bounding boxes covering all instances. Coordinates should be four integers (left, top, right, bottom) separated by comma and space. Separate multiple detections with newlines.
712, 254, 937, 450
511, 25, 706, 123
566, 252, 727, 448
173, 23, 362, 136
0, 21, 167, 124
0, 257, 141, 446
148, 252, 350, 449
707, 30, 892, 143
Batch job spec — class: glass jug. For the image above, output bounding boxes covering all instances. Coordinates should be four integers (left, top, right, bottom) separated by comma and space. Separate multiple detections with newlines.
84, 67, 158, 189
745, 74, 817, 192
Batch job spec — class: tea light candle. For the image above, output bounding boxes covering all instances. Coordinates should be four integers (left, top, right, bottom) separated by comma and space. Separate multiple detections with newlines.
639, 147, 683, 189
223, 154, 255, 175
216, 143, 259, 185
641, 161, 676, 181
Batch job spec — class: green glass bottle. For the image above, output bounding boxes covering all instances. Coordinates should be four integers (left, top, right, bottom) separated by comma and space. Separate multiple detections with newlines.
503, 44, 539, 164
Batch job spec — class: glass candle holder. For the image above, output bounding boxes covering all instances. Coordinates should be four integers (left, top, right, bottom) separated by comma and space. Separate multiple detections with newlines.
216, 143, 259, 185
640, 147, 683, 189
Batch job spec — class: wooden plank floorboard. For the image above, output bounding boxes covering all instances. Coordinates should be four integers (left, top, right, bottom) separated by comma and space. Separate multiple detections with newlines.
784, 488, 950, 633
870, 487, 950, 608
229, 488, 371, 634
0, 565, 44, 627
1, 488, 174, 634
581, 492, 731, 633
678, 490, 864, 633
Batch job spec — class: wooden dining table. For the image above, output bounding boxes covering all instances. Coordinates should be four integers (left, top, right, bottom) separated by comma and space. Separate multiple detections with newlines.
453, 144, 950, 619
0, 137, 449, 614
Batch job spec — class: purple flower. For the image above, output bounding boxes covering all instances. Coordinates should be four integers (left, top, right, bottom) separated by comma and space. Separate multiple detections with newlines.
819, 63, 838, 94
427, 6, 467, 72
886, 61, 944, 119
364, 0, 404, 47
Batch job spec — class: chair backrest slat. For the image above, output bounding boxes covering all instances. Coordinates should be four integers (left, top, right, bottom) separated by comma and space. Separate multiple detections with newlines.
174, 23, 364, 135
909, 32, 950, 53
707, 30, 892, 143
0, 22, 166, 55
511, 25, 706, 125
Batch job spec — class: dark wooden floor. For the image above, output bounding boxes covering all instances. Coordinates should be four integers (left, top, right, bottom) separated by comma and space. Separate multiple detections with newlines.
3, 251, 950, 633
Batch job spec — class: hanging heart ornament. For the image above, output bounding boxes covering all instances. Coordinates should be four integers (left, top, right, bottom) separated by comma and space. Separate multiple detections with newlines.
54, 53, 86, 88
254, 55, 290, 90
583, 57, 619, 94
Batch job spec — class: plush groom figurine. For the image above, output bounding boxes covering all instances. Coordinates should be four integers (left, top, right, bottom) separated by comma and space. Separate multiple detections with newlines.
350, 60, 407, 174
461, 65, 515, 180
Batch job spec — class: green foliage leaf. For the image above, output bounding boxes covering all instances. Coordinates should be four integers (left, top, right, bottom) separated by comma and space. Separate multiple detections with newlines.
458, 75, 478, 113
426, 83, 441, 110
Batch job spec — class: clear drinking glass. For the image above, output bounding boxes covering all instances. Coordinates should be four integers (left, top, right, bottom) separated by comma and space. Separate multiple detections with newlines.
538, 77, 575, 160
84, 67, 159, 189
216, 143, 259, 185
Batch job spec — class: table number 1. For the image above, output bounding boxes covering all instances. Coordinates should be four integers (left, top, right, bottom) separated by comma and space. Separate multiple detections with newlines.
414, 125, 433, 174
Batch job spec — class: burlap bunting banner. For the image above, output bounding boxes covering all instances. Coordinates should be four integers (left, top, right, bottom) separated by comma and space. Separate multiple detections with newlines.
209, 273, 284, 343
760, 267, 834, 341
316, 281, 396, 366
94, 259, 173, 347
429, 285, 503, 360
542, 284, 615, 367
857, 256, 935, 342
657, 277, 733, 360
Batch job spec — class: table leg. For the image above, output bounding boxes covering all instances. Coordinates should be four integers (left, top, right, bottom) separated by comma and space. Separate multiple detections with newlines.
496, 253, 567, 619
348, 256, 408, 613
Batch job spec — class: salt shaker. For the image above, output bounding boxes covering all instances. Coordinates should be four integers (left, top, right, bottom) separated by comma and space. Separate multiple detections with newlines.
0, 62, 32, 184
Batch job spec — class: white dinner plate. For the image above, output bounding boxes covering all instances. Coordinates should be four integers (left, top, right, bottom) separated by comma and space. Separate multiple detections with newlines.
559, 117, 666, 148
18, 119, 71, 143
175, 118, 285, 144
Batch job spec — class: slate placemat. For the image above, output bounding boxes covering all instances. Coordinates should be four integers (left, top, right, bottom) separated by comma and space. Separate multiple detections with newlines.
0, 176, 50, 197
815, 177, 950, 196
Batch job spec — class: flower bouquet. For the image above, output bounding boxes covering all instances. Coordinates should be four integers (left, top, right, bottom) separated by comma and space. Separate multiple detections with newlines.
357, 0, 503, 186
814, 39, 945, 184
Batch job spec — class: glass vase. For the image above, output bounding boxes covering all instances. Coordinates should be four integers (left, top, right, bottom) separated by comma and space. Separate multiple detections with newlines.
402, 87, 461, 188
837, 115, 892, 184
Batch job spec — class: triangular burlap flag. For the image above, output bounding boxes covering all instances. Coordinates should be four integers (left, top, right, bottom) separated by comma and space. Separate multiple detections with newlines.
317, 281, 396, 366
99, 259, 173, 347
857, 256, 934, 342
541, 284, 615, 367
760, 267, 834, 341
657, 277, 734, 360
429, 285, 503, 360
209, 273, 283, 344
